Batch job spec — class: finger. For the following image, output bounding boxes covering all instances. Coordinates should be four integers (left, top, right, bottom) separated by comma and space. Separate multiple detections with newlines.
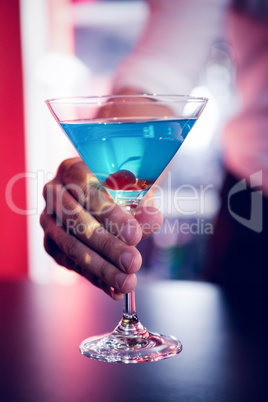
42, 212, 137, 295
44, 235, 124, 300
135, 206, 163, 238
135, 192, 163, 238
43, 181, 142, 274
54, 158, 143, 245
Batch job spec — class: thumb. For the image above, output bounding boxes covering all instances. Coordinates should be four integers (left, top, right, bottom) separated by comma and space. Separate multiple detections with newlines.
135, 194, 163, 238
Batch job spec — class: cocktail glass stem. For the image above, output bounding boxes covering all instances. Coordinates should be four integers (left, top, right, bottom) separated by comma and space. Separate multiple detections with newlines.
122, 206, 137, 318
123, 290, 136, 317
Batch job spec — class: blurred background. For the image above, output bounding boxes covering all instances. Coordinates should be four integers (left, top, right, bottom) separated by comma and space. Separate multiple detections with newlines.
1, 0, 238, 285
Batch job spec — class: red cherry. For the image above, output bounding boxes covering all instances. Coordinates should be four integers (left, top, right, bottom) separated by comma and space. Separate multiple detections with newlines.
105, 169, 136, 190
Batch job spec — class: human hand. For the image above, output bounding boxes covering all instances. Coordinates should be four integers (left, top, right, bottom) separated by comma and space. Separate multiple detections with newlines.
40, 157, 163, 300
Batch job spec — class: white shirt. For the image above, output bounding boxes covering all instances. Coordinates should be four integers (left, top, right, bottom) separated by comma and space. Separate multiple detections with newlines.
112, 0, 268, 195
222, 9, 268, 194
113, 0, 229, 95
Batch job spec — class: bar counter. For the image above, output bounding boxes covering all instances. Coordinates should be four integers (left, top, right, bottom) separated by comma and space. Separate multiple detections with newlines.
0, 279, 267, 401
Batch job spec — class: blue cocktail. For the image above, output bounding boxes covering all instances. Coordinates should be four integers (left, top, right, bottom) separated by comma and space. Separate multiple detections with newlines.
46, 94, 207, 363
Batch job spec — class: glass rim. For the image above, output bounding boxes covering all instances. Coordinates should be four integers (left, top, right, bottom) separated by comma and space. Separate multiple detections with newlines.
45, 93, 208, 105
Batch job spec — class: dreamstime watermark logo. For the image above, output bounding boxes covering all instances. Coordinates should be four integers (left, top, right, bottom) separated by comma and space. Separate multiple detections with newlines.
228, 171, 263, 233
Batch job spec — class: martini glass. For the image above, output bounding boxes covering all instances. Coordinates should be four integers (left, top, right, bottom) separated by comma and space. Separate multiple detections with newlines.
46, 94, 207, 363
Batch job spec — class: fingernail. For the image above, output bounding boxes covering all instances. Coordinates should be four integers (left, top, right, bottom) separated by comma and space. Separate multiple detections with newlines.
119, 252, 134, 272
115, 273, 129, 291
120, 222, 137, 244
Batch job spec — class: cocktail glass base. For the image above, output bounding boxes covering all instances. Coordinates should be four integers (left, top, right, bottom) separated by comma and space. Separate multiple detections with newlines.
79, 315, 182, 363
